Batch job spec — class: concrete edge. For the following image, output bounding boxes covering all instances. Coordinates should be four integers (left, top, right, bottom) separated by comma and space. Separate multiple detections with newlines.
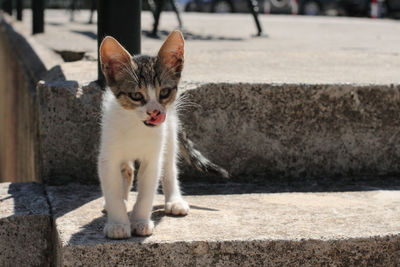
36, 80, 400, 183
0, 182, 53, 266
58, 227, 400, 266
48, 184, 400, 266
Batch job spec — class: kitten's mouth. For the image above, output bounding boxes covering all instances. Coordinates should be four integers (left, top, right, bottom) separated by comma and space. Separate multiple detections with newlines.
143, 112, 166, 127
143, 121, 157, 127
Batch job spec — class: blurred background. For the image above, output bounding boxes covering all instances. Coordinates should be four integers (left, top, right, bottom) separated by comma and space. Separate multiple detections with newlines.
4, 0, 400, 18
178, 0, 399, 18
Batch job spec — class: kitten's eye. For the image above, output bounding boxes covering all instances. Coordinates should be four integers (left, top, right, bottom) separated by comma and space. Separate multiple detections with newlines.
160, 88, 171, 99
128, 92, 144, 102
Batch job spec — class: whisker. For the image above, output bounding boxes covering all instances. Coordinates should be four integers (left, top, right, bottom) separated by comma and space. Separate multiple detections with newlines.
174, 93, 201, 112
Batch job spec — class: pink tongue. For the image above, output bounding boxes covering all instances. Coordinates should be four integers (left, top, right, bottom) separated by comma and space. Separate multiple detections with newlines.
149, 113, 166, 125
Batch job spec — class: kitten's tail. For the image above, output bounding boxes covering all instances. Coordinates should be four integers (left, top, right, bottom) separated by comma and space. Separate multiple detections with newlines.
178, 130, 230, 179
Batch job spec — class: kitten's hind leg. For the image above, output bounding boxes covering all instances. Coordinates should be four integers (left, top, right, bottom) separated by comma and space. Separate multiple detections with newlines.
121, 161, 134, 201
162, 117, 189, 216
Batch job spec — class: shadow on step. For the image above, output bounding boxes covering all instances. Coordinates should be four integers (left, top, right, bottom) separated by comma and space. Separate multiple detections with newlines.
47, 184, 220, 245
180, 175, 400, 195
67, 28, 245, 42
142, 29, 244, 41
65, 202, 217, 244
66, 209, 165, 245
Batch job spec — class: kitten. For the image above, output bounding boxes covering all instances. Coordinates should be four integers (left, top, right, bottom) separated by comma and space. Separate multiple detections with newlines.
98, 31, 228, 239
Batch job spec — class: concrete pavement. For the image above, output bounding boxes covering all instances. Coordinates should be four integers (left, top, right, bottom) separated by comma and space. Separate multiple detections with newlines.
49, 184, 400, 266
19, 10, 400, 86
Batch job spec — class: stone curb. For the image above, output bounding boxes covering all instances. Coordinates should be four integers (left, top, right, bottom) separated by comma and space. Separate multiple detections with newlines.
1, 182, 399, 266
38, 81, 400, 184
0, 182, 52, 266
48, 184, 400, 266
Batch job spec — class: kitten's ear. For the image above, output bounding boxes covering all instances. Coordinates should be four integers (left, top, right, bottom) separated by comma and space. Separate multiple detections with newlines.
100, 36, 134, 85
158, 30, 184, 76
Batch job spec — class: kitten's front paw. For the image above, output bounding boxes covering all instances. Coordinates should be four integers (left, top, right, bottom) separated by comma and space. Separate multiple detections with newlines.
131, 219, 154, 236
104, 222, 131, 239
165, 199, 190, 216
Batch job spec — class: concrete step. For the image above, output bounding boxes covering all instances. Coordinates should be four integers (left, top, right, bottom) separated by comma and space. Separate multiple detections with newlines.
37, 80, 400, 184
0, 182, 52, 266
47, 183, 400, 266
1, 181, 399, 266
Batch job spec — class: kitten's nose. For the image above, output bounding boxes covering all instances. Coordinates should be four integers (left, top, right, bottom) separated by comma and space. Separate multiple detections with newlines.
147, 110, 161, 118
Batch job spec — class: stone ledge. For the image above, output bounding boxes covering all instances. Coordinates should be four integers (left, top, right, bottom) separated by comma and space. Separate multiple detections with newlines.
38, 81, 400, 184
0, 182, 52, 266
48, 184, 400, 266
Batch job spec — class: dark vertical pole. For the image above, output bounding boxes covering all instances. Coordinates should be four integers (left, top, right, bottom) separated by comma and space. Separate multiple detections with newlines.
2, 0, 13, 15
16, 0, 22, 21
32, 0, 44, 34
247, 0, 263, 36
97, 0, 141, 85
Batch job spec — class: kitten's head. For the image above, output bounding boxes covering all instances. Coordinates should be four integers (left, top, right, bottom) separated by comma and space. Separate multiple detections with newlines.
99, 30, 184, 127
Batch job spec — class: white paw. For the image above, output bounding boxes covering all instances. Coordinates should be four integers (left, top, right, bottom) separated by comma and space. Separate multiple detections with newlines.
104, 222, 131, 239
131, 219, 154, 236
165, 199, 190, 216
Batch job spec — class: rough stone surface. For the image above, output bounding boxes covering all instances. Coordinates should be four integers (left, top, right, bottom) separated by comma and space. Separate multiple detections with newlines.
37, 80, 102, 184
48, 184, 400, 266
0, 182, 52, 266
37, 81, 400, 183
181, 83, 400, 179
